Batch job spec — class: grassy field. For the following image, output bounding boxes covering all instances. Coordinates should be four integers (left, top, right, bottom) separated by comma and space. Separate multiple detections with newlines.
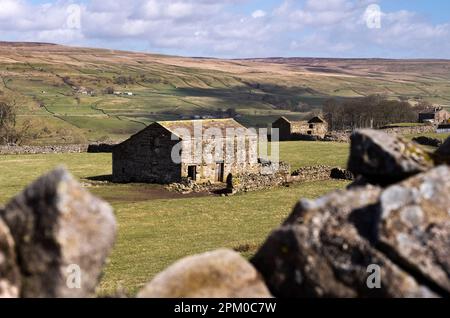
2, 43, 450, 144
384, 122, 427, 127
0, 140, 350, 295
98, 179, 347, 295
278, 141, 349, 170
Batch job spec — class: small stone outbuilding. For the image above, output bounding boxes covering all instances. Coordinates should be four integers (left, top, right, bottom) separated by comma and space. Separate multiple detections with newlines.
272, 116, 328, 141
112, 119, 259, 184
418, 107, 450, 124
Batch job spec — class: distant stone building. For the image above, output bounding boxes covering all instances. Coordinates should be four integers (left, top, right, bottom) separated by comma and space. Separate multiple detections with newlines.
112, 119, 259, 184
272, 116, 328, 141
418, 107, 450, 124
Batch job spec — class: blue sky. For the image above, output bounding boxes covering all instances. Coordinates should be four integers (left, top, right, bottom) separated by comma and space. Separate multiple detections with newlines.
1, 0, 450, 59
381, 0, 450, 24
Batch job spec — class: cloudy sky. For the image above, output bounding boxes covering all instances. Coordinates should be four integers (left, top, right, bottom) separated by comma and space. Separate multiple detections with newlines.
1, 0, 449, 58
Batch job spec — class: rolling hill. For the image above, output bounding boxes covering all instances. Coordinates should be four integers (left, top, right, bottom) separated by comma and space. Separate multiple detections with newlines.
1, 41, 449, 144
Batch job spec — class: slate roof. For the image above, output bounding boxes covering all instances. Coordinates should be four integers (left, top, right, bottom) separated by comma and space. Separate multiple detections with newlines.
307, 116, 326, 124
419, 107, 447, 114
155, 118, 255, 139
273, 116, 326, 125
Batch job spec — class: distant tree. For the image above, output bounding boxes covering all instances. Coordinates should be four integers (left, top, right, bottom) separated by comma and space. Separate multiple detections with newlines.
322, 95, 417, 131
0, 101, 32, 145
0, 101, 15, 127
309, 108, 322, 117
323, 98, 341, 130
114, 76, 135, 85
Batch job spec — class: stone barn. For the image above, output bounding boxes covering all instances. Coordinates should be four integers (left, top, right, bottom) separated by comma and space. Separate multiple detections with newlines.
272, 116, 328, 141
112, 118, 259, 184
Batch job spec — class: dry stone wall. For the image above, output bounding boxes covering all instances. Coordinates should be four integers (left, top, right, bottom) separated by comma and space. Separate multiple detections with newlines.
0, 144, 89, 155
226, 162, 291, 193
226, 165, 354, 194
322, 125, 439, 144
323, 131, 351, 143
0, 143, 116, 155
291, 165, 334, 182
137, 249, 271, 298
379, 125, 435, 135
252, 130, 450, 298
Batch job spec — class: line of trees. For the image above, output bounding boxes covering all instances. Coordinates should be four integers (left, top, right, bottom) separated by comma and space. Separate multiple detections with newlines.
323, 95, 419, 130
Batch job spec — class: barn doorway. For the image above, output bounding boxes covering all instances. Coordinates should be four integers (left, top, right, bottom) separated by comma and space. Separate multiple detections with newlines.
215, 162, 224, 182
188, 165, 197, 181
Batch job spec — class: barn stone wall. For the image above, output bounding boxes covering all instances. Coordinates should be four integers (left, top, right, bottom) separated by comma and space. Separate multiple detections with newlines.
113, 124, 259, 184
179, 134, 259, 184
112, 125, 181, 183
290, 121, 328, 138
272, 119, 292, 141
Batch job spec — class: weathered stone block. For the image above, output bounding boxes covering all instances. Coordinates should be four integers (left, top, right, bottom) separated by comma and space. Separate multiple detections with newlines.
252, 184, 439, 298
0, 167, 116, 297
0, 217, 20, 298
435, 136, 450, 164
348, 129, 433, 185
378, 165, 450, 294
138, 249, 271, 298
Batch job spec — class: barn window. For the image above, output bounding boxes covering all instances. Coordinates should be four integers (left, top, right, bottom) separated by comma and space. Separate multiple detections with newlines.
309, 124, 314, 129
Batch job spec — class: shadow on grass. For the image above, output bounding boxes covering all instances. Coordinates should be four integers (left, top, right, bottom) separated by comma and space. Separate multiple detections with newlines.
86, 174, 113, 182
211, 187, 229, 195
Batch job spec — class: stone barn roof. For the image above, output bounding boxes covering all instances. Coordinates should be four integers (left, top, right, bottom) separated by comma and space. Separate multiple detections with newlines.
142, 118, 255, 140
158, 118, 245, 136
273, 116, 291, 123
273, 116, 305, 125
273, 116, 326, 125
307, 116, 326, 124
419, 107, 447, 115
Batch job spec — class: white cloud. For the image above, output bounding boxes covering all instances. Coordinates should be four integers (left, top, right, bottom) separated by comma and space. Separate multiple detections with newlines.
0, 0, 23, 19
252, 10, 266, 19
0, 0, 449, 58
305, 0, 349, 11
